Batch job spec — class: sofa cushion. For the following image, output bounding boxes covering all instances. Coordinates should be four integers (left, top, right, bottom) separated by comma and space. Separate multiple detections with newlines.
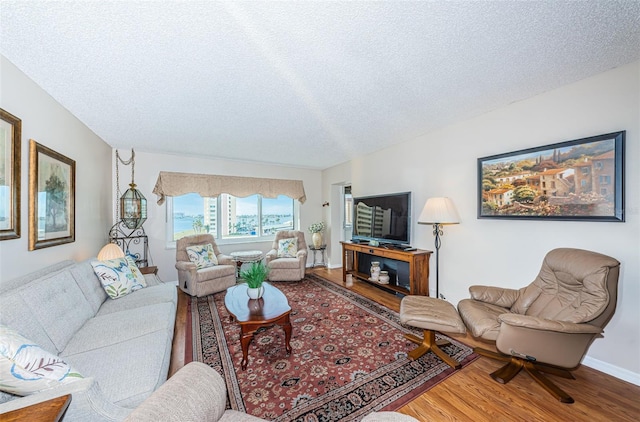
277, 238, 298, 257
69, 259, 108, 314
19, 270, 94, 353
186, 243, 218, 269
63, 330, 173, 408
0, 261, 75, 294
96, 283, 177, 316
0, 292, 58, 354
0, 325, 83, 396
62, 302, 175, 356
91, 257, 147, 299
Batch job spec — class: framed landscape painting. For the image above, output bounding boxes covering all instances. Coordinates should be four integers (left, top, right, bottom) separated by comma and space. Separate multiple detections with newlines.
29, 140, 76, 250
0, 108, 21, 240
478, 131, 624, 222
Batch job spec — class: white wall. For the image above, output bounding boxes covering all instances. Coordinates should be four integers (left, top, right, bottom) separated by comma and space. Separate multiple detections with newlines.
0, 56, 112, 282
322, 61, 640, 383
322, 161, 351, 268
125, 151, 323, 281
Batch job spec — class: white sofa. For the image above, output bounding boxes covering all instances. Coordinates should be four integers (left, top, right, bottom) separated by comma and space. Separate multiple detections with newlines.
0, 259, 177, 421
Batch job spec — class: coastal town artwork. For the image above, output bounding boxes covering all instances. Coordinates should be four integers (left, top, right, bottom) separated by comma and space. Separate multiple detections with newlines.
478, 132, 624, 222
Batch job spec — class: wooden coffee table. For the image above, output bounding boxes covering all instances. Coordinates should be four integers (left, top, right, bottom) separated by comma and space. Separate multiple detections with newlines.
224, 282, 292, 370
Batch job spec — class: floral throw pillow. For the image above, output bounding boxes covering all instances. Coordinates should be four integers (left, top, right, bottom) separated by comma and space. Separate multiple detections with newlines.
277, 238, 298, 257
0, 325, 83, 396
91, 257, 147, 299
186, 243, 218, 269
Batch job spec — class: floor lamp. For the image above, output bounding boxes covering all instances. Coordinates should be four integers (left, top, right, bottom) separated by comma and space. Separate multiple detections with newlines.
418, 197, 460, 299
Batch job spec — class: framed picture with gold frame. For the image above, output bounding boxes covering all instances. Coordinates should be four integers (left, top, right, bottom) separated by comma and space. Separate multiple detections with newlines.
0, 108, 21, 241
29, 140, 76, 250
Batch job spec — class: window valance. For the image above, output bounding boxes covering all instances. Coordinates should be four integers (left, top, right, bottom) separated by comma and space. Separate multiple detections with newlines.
152, 171, 307, 205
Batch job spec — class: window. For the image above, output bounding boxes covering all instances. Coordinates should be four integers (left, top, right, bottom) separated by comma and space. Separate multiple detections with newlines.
599, 175, 611, 185
168, 194, 295, 243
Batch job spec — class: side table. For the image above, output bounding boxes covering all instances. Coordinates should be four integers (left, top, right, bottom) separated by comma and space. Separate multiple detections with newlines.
230, 250, 264, 278
139, 266, 158, 275
309, 245, 327, 267
1, 394, 71, 422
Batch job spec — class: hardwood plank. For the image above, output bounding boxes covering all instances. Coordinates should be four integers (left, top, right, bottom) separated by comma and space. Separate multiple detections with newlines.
168, 285, 188, 377
169, 267, 640, 421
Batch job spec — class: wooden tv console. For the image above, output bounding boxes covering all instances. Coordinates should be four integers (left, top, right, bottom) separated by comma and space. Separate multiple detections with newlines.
341, 241, 431, 296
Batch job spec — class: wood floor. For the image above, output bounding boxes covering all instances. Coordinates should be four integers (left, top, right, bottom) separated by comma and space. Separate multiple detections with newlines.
169, 267, 640, 422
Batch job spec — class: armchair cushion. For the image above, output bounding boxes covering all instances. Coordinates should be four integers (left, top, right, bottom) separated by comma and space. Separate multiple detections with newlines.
457, 299, 506, 340
186, 244, 218, 269
277, 238, 298, 257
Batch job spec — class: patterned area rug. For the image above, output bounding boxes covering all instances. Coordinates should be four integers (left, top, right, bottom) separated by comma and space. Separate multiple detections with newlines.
188, 274, 476, 421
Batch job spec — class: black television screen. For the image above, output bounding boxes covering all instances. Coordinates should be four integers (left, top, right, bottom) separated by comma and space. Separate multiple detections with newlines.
352, 192, 411, 245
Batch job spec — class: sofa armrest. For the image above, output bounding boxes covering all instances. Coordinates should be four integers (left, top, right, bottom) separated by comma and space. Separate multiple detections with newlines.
124, 362, 227, 422
469, 285, 519, 308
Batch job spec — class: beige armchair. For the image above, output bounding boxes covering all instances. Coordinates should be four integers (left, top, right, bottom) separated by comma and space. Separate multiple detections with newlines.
175, 234, 236, 297
457, 248, 620, 403
265, 230, 307, 281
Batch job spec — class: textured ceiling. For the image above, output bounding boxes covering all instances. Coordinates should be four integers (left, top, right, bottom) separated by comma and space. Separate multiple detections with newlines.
1, 1, 639, 170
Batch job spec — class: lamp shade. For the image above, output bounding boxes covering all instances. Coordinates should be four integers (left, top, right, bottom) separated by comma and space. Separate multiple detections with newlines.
418, 197, 461, 225
97, 243, 125, 261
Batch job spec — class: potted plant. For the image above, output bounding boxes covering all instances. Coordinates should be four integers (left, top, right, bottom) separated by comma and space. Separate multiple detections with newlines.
240, 261, 270, 299
308, 221, 326, 248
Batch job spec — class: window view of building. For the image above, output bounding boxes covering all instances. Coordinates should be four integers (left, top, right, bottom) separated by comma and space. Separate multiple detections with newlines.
170, 193, 294, 241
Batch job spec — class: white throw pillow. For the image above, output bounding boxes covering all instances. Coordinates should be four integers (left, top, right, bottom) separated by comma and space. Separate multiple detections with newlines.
91, 256, 147, 299
186, 243, 218, 269
0, 325, 83, 396
277, 238, 298, 257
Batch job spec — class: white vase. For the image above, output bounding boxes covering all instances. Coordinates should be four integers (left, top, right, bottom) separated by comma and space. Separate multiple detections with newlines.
378, 271, 390, 284
370, 262, 381, 281
312, 232, 323, 248
247, 285, 264, 300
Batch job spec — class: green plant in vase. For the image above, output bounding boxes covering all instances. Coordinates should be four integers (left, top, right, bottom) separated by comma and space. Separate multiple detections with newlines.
240, 261, 270, 299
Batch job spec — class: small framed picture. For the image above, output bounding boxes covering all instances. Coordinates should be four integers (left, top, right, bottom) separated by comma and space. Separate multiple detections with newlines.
0, 108, 21, 240
478, 131, 624, 222
29, 140, 76, 250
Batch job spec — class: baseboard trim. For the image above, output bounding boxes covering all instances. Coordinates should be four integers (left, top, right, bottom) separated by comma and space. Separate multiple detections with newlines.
582, 356, 640, 386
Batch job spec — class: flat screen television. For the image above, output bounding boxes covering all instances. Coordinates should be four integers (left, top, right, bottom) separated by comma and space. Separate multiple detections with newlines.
352, 192, 411, 246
